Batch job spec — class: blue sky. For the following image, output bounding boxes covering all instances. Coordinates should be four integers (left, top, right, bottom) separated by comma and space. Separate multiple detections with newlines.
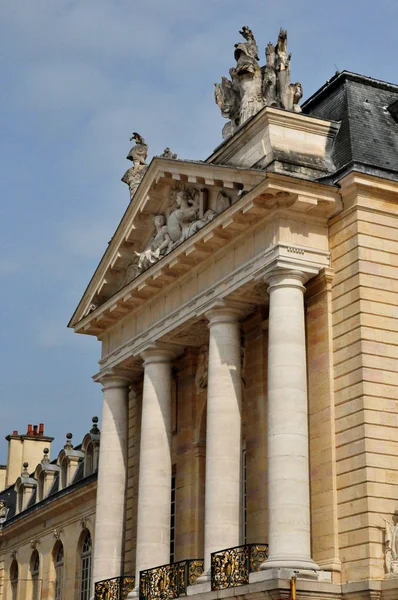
0, 0, 397, 464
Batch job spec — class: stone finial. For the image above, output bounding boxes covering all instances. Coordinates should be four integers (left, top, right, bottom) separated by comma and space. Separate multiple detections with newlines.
22, 462, 29, 477
215, 27, 303, 139
122, 132, 149, 199
42, 447, 50, 464
64, 433, 73, 449
90, 416, 100, 435
160, 147, 177, 159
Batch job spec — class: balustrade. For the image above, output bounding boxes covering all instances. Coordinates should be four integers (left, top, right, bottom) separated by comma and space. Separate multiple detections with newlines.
140, 559, 204, 600
94, 575, 135, 600
211, 544, 268, 591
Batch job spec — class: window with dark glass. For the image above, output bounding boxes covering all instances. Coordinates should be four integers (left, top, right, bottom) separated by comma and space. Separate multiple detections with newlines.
54, 542, 64, 600
242, 448, 247, 544
170, 470, 176, 563
30, 550, 40, 600
80, 531, 92, 600
10, 559, 18, 600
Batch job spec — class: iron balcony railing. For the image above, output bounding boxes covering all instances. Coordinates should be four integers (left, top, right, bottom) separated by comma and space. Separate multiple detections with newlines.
211, 543, 268, 591
94, 575, 135, 600
140, 559, 204, 600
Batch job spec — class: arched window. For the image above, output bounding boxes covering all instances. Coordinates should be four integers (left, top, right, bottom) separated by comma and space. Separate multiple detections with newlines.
30, 550, 40, 600
10, 559, 18, 600
80, 531, 92, 600
54, 542, 64, 600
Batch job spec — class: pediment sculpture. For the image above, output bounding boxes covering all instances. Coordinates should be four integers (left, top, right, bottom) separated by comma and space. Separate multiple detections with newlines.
384, 511, 398, 576
215, 27, 303, 139
121, 132, 148, 199
121, 187, 232, 287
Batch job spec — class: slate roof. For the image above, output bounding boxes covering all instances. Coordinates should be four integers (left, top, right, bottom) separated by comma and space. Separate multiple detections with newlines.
302, 71, 398, 183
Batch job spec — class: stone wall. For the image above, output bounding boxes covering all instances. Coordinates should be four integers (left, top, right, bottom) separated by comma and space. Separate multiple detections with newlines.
329, 183, 398, 582
0, 485, 96, 600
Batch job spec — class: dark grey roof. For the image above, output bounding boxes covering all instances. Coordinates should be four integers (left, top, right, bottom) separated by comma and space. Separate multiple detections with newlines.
302, 71, 398, 183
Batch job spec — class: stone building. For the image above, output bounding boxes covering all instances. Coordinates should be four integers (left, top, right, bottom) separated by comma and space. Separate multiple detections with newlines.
2, 26, 398, 600
0, 420, 100, 600
69, 27, 398, 600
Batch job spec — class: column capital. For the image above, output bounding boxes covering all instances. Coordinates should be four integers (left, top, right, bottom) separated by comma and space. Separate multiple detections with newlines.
264, 268, 308, 292
93, 369, 133, 389
140, 342, 179, 365
204, 300, 246, 326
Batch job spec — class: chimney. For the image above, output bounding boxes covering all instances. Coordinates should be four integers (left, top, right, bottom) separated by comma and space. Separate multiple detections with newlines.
4, 424, 54, 489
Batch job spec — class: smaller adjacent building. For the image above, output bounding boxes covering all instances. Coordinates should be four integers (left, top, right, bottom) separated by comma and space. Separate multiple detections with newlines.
0, 419, 100, 600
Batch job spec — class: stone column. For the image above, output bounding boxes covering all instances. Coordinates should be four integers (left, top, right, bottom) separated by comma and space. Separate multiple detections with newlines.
92, 373, 131, 591
261, 269, 319, 572
130, 346, 175, 596
198, 304, 243, 582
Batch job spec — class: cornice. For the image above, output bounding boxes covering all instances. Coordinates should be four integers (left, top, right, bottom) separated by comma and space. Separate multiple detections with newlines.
68, 159, 265, 329
71, 172, 339, 338
96, 241, 330, 374
206, 106, 340, 165
0, 474, 97, 537
338, 170, 398, 201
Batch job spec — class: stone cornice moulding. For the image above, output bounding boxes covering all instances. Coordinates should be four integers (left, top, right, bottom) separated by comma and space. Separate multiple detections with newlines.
206, 105, 341, 166
71, 173, 339, 337
96, 242, 329, 374
1, 477, 97, 537
337, 170, 398, 202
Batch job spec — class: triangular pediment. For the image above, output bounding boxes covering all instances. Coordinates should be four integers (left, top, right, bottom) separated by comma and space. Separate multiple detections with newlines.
68, 157, 266, 331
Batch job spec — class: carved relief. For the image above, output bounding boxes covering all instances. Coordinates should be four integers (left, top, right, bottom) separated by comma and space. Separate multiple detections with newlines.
195, 345, 209, 394
384, 512, 398, 577
215, 28, 303, 139
121, 186, 232, 284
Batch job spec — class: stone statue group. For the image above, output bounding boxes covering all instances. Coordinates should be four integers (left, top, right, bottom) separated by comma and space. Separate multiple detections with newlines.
120, 183, 232, 286
215, 27, 303, 138
118, 26, 304, 286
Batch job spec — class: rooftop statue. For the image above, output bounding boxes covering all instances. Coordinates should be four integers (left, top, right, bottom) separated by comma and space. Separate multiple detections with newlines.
160, 147, 178, 159
121, 132, 149, 199
215, 27, 302, 139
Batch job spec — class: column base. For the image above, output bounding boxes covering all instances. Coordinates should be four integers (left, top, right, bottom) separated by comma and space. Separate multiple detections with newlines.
251, 568, 332, 584
260, 556, 320, 572
127, 586, 140, 598
187, 581, 212, 595
195, 568, 210, 584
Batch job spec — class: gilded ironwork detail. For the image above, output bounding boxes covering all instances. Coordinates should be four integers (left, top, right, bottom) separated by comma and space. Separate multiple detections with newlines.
211, 544, 268, 591
140, 559, 204, 600
249, 544, 268, 573
95, 576, 135, 600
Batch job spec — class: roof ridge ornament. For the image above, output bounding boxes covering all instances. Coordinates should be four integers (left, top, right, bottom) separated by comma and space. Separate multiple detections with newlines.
215, 27, 303, 139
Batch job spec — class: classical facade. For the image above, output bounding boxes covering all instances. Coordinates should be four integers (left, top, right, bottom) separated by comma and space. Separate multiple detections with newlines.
2, 25, 398, 600
67, 26, 398, 600
0, 420, 100, 600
